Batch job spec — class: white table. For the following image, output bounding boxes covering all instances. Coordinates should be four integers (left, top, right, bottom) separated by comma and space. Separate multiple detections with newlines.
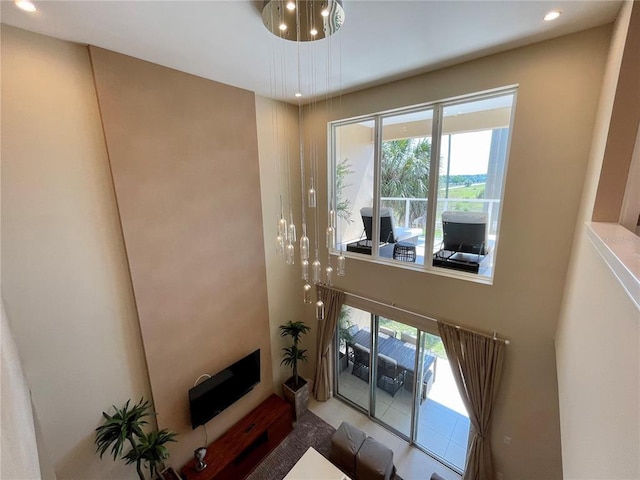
283, 447, 352, 480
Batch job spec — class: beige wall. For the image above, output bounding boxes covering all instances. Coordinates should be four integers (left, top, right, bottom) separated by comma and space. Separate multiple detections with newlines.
1, 26, 151, 479
556, 2, 640, 478
254, 95, 317, 390
89, 47, 274, 468
302, 26, 613, 479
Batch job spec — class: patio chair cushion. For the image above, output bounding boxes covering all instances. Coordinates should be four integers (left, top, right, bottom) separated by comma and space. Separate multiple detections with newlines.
377, 354, 404, 396
356, 436, 395, 480
330, 422, 367, 477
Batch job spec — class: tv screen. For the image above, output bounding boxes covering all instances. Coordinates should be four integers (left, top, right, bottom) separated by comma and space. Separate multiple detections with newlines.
189, 349, 260, 429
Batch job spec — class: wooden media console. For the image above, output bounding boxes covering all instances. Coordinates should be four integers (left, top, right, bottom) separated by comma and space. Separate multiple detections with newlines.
181, 394, 293, 480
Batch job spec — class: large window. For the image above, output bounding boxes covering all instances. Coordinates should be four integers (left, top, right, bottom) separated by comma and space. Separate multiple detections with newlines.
330, 89, 516, 281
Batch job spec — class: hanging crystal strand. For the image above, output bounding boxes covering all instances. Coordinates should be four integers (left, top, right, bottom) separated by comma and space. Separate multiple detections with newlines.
315, 298, 325, 320
326, 198, 336, 249
276, 196, 287, 256
288, 219, 297, 243
278, 195, 287, 241
326, 225, 335, 249
312, 250, 322, 284
308, 177, 317, 208
300, 223, 309, 261
325, 261, 334, 286
276, 233, 285, 255
278, 216, 288, 241
337, 249, 346, 276
303, 283, 312, 304
301, 259, 309, 280
285, 241, 295, 265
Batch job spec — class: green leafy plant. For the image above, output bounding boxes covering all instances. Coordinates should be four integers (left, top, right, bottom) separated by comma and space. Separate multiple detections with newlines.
338, 308, 354, 350
336, 158, 355, 224
280, 320, 311, 389
95, 398, 177, 480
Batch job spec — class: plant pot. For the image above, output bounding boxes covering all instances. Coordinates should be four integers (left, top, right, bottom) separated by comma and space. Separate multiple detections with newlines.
282, 377, 309, 421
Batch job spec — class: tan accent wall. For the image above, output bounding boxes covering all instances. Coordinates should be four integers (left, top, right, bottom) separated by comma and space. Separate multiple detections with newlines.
89, 47, 273, 467
1, 26, 152, 479
556, 2, 640, 477
303, 26, 613, 479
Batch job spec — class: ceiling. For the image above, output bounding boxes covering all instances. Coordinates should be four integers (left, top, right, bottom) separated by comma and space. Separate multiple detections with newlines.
1, 1, 622, 103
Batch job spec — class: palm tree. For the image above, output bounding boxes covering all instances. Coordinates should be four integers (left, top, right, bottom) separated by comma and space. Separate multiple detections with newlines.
380, 138, 431, 226
336, 158, 355, 224
124, 429, 177, 479
95, 398, 151, 480
95, 399, 177, 480
279, 320, 311, 389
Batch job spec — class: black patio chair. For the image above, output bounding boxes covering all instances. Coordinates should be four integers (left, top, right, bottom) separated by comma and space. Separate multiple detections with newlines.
376, 353, 405, 396
351, 344, 370, 383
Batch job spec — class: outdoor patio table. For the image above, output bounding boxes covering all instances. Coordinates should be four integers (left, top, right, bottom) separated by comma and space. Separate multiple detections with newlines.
349, 328, 436, 382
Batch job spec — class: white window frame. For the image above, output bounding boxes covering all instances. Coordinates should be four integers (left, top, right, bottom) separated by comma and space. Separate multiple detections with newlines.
328, 86, 518, 284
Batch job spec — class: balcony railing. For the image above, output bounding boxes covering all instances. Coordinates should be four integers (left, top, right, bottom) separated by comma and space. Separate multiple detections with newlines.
381, 196, 501, 236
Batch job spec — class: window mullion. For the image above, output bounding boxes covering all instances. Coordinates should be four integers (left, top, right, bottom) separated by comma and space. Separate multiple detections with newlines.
372, 116, 382, 257
425, 105, 443, 265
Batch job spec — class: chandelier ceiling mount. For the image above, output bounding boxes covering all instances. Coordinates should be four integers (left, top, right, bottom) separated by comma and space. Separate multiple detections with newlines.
262, 0, 345, 42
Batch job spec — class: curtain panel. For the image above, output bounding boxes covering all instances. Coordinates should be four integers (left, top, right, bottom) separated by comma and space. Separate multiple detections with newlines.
437, 322, 505, 480
312, 285, 345, 401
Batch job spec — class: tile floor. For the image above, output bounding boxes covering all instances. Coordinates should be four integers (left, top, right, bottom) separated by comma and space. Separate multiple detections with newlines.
336, 363, 469, 473
309, 395, 462, 480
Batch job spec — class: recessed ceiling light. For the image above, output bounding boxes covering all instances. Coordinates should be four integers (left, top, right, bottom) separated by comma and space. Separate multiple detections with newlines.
544, 10, 562, 21
14, 0, 36, 12
295, 93, 302, 98
286, 1, 295, 11
321, 8, 329, 17
279, 23, 287, 31
310, 28, 318, 36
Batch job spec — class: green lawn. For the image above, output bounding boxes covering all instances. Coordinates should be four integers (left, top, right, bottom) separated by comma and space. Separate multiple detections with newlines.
440, 183, 485, 199
379, 318, 446, 358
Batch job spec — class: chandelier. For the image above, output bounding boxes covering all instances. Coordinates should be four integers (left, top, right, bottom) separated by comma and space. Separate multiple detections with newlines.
262, 0, 346, 319
262, 0, 345, 42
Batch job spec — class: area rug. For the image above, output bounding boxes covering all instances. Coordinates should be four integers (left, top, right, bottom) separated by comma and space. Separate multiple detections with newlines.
246, 410, 403, 480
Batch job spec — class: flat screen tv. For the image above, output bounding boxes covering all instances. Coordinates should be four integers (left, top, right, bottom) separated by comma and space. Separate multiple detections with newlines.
188, 349, 260, 429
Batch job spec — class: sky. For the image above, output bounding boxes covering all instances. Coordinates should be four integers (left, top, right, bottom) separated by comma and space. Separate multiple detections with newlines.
440, 131, 492, 175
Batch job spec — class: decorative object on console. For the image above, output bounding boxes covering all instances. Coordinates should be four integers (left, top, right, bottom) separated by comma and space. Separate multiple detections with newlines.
194, 447, 207, 472
94, 398, 177, 480
280, 320, 311, 420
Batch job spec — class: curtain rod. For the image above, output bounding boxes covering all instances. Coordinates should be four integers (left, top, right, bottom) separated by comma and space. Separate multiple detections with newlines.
343, 290, 510, 345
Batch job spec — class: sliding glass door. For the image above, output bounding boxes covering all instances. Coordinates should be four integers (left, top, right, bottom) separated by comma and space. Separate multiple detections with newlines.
335, 305, 470, 474
415, 331, 470, 471
372, 318, 417, 437
336, 305, 371, 411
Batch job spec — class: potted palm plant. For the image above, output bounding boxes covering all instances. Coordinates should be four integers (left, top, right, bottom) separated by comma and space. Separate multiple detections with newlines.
280, 320, 311, 420
95, 398, 177, 480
